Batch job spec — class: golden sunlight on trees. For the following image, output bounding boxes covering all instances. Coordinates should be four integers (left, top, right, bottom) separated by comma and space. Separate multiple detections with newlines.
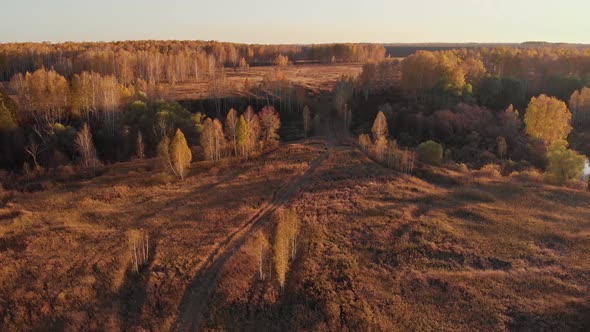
201, 118, 225, 162
225, 108, 239, 156
358, 134, 371, 153
274, 55, 289, 67
170, 129, 192, 180
284, 208, 300, 260
372, 137, 387, 164
74, 123, 98, 168
253, 231, 270, 281
158, 129, 192, 179
236, 115, 248, 159
359, 112, 415, 173
371, 111, 388, 142
569, 87, 590, 126
259, 106, 281, 149
524, 94, 572, 147
11, 69, 69, 123
401, 51, 439, 101
273, 208, 300, 290
438, 53, 466, 87
244, 107, 261, 157
545, 141, 586, 184
128, 229, 149, 274
461, 57, 487, 83
273, 210, 290, 290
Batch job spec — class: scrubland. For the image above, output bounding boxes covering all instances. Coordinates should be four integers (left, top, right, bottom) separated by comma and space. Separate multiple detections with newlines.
202, 140, 590, 331
160, 64, 363, 100
0, 141, 324, 331
2, 126, 590, 331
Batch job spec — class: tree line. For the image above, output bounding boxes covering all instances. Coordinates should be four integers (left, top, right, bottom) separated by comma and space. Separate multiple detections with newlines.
0, 41, 387, 82
0, 72, 285, 178
357, 93, 586, 184
359, 46, 590, 111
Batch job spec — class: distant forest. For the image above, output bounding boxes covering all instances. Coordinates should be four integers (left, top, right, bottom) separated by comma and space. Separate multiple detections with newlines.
2, 40, 590, 186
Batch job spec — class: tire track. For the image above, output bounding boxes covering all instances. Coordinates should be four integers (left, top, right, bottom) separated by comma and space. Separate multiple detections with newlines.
173, 143, 330, 332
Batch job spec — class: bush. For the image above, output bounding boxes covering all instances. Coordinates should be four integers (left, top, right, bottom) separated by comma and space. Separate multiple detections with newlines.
417, 140, 443, 165
502, 159, 532, 176
476, 163, 501, 177
545, 142, 586, 184
510, 168, 543, 182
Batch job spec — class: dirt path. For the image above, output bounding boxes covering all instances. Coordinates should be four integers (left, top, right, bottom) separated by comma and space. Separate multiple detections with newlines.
172, 142, 330, 331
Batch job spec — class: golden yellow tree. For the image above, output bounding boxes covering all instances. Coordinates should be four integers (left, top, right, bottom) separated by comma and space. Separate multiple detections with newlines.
252, 231, 270, 281
371, 111, 388, 142
358, 134, 371, 153
169, 129, 192, 179
75, 122, 99, 169
259, 106, 281, 149
225, 108, 239, 156
524, 94, 572, 147
201, 118, 225, 162
284, 208, 300, 260
236, 115, 248, 158
401, 51, 439, 101
273, 209, 290, 290
373, 136, 388, 162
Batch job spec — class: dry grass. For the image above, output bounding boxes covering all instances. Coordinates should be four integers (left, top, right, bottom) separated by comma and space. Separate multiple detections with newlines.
201, 142, 590, 331
0, 142, 324, 331
3, 134, 590, 331
160, 64, 363, 100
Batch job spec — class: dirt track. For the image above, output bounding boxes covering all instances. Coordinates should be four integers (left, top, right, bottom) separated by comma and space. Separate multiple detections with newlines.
173, 141, 330, 331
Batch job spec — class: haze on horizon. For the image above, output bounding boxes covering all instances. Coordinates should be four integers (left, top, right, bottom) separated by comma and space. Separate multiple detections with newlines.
1, 0, 590, 44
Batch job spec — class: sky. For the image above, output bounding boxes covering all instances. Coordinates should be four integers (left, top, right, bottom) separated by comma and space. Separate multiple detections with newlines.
1, 0, 589, 44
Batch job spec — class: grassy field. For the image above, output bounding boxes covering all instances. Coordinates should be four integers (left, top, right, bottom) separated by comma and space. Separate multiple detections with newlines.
0, 141, 325, 331
159, 63, 363, 100
200, 136, 590, 331
2, 117, 590, 331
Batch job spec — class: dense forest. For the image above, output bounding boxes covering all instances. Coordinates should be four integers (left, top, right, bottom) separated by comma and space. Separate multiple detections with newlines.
339, 45, 590, 184
2, 41, 590, 187
0, 41, 387, 81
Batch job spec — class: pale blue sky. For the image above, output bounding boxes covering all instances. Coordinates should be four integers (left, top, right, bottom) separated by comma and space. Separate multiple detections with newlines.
1, 0, 589, 44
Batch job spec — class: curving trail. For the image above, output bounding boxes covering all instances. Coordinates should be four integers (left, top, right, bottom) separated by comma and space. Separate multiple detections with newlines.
173, 141, 330, 332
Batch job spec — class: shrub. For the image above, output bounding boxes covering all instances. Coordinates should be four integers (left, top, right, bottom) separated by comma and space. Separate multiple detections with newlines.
417, 140, 443, 165
510, 168, 543, 182
477, 163, 501, 177
545, 141, 585, 184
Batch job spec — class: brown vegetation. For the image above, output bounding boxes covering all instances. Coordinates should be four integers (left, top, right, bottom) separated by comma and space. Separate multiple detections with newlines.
0, 141, 324, 331
201, 135, 590, 331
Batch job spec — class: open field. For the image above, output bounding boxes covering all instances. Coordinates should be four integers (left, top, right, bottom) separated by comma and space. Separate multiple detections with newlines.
199, 136, 590, 331
0, 141, 326, 331
2, 129, 590, 330
141, 64, 363, 101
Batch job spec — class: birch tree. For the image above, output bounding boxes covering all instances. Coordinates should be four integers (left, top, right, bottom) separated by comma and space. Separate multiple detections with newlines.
170, 129, 192, 180
75, 122, 98, 169
253, 231, 270, 281
225, 108, 239, 156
